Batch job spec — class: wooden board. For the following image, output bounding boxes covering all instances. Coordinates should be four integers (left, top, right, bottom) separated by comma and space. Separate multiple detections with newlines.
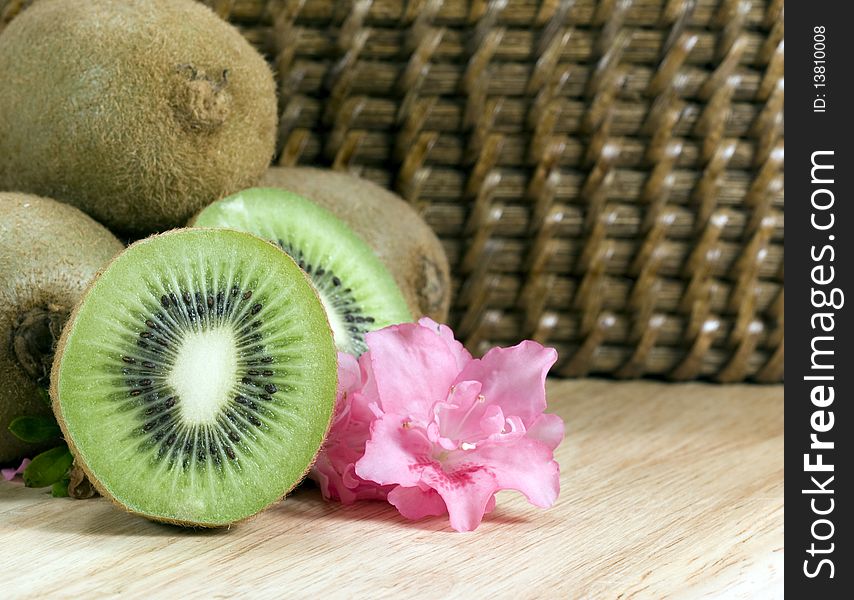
0, 379, 783, 598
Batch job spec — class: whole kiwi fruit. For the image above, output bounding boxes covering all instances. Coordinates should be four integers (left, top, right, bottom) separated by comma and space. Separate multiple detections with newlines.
0, 0, 277, 235
259, 167, 452, 322
0, 193, 123, 464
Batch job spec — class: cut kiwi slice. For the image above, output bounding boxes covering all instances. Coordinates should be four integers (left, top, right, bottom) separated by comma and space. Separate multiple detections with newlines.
191, 188, 413, 355
50, 229, 337, 526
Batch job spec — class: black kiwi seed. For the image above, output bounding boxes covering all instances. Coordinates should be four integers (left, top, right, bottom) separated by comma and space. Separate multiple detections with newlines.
275, 240, 375, 353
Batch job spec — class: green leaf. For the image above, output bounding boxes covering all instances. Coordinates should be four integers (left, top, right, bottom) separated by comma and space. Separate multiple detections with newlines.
23, 446, 73, 488
8, 415, 61, 443
51, 479, 70, 498
37, 387, 51, 405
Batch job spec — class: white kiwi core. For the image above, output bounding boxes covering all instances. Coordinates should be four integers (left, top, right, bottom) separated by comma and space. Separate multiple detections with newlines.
169, 327, 238, 425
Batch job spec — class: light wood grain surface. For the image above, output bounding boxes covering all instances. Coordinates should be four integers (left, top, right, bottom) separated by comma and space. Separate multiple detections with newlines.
0, 379, 783, 599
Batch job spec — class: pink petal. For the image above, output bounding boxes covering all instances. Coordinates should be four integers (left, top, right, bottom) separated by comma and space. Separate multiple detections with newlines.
311, 454, 364, 504
526, 413, 565, 451
486, 415, 527, 444
1, 458, 31, 482
309, 351, 389, 504
455, 438, 560, 509
478, 404, 506, 437
310, 456, 340, 501
387, 485, 448, 520
426, 421, 457, 451
337, 351, 362, 395
433, 380, 484, 445
356, 414, 434, 488
417, 317, 472, 372
310, 457, 390, 504
364, 322, 465, 420
456, 341, 557, 426
354, 351, 382, 419
420, 464, 499, 532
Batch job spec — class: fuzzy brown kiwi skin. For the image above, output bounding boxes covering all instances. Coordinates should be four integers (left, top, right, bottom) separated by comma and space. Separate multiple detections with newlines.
0, 193, 123, 465
50, 229, 337, 527
0, 0, 278, 236
258, 167, 452, 322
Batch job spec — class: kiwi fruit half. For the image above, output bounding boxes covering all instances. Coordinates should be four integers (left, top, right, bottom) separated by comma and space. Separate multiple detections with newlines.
260, 167, 452, 322
191, 188, 413, 355
0, 0, 277, 235
50, 229, 337, 526
1, 193, 123, 465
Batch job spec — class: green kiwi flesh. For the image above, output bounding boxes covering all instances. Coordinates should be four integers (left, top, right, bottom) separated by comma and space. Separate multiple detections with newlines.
259, 167, 452, 322
50, 229, 337, 526
192, 188, 413, 355
1, 193, 123, 464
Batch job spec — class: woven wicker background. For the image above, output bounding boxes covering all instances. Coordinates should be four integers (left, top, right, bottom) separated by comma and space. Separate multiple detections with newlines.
1, 0, 784, 382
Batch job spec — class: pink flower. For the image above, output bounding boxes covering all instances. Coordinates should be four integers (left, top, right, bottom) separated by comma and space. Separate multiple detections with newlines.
1, 458, 30, 482
310, 353, 393, 504
311, 318, 563, 532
